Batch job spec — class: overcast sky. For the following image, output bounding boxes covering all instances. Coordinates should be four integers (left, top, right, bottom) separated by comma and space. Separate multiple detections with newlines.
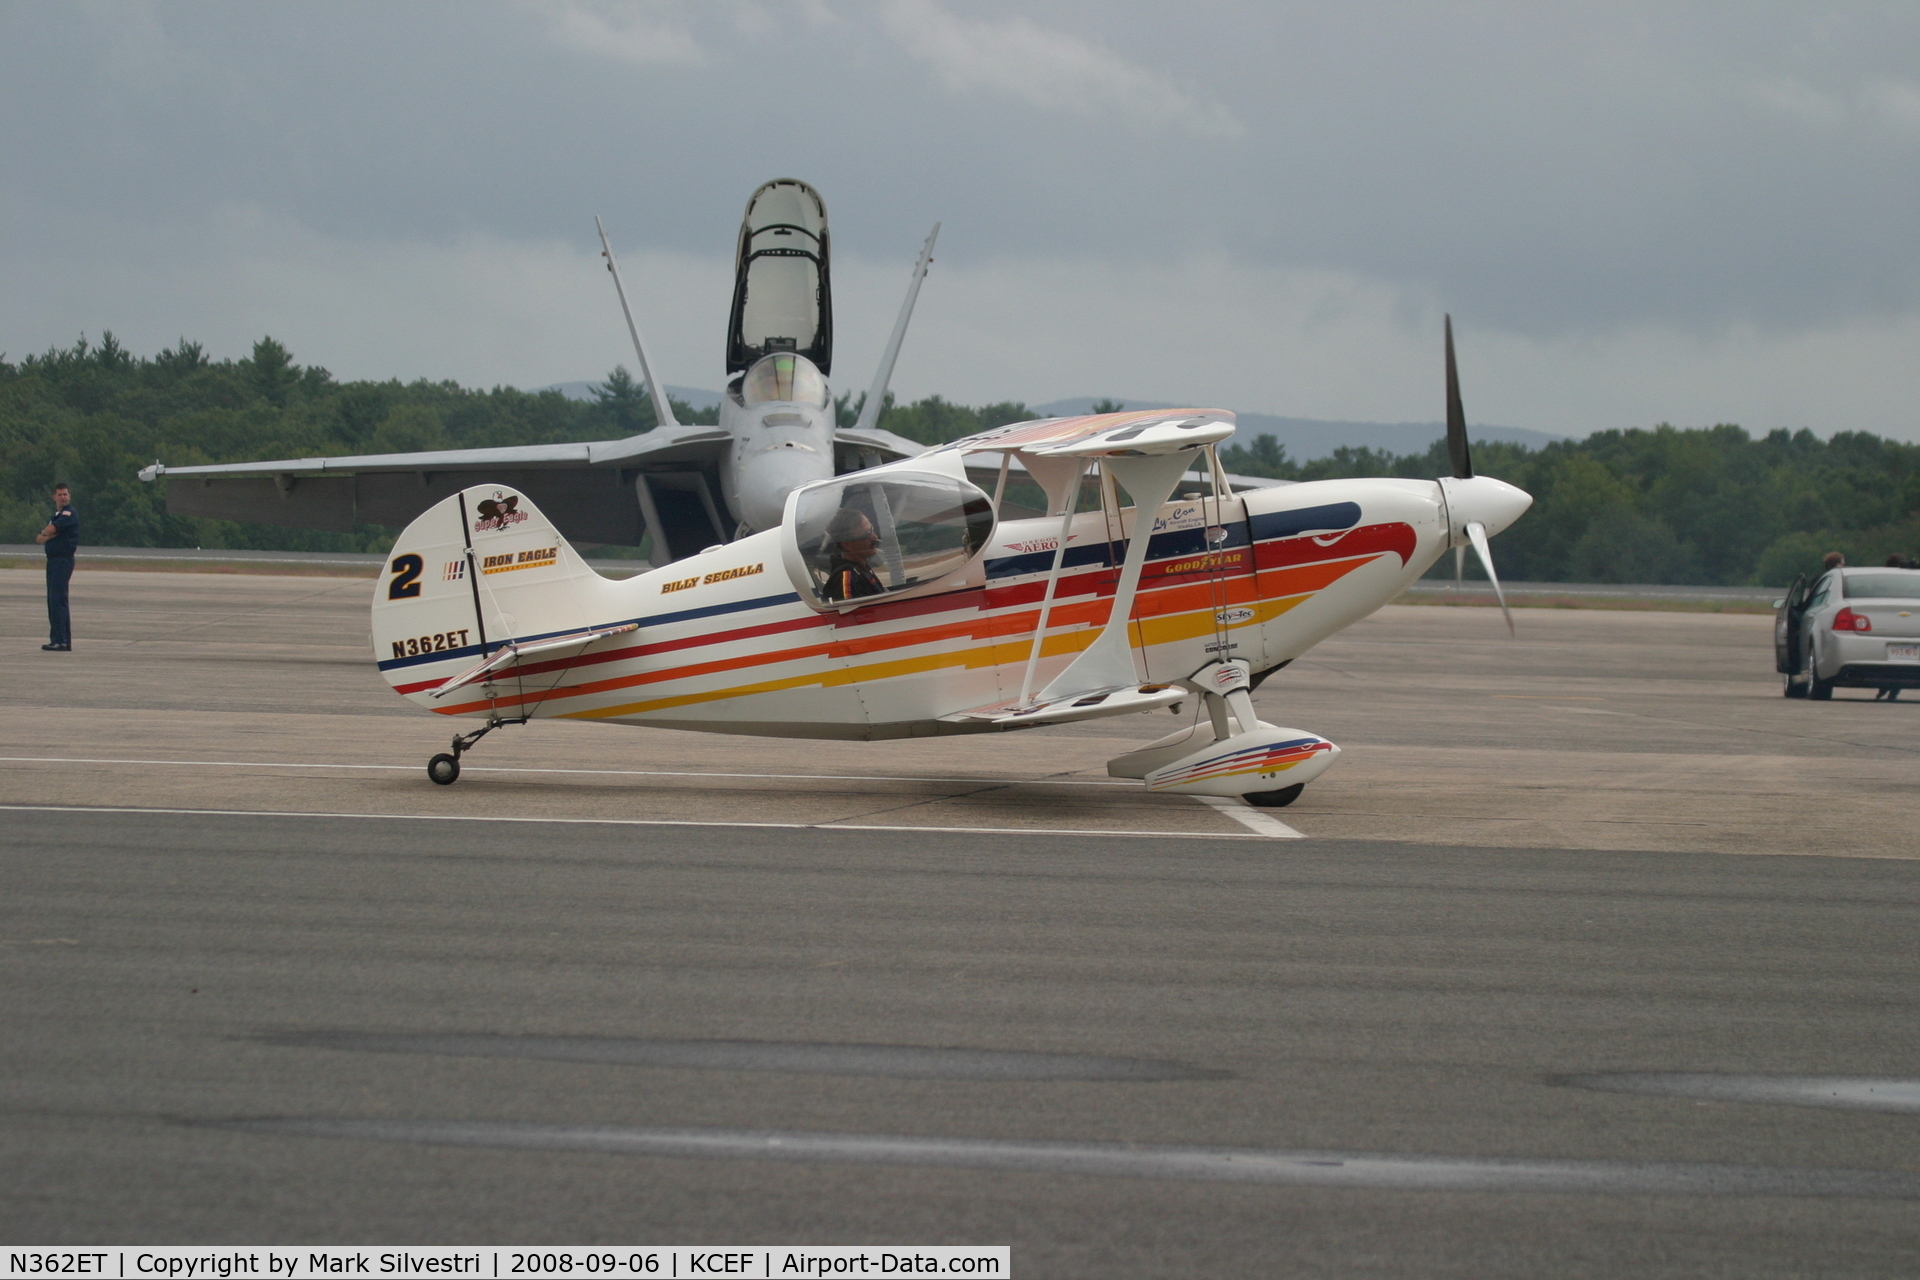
4, 1, 1918, 440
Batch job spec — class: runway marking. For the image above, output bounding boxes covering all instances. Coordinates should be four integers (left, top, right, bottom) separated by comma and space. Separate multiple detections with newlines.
1564, 1073, 1920, 1114
260, 1031, 1226, 1082
208, 1119, 1920, 1199
0, 756, 1138, 788
0, 804, 1276, 842
1193, 795, 1305, 838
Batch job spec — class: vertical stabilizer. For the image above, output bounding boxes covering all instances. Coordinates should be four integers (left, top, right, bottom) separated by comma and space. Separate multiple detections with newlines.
852, 223, 940, 436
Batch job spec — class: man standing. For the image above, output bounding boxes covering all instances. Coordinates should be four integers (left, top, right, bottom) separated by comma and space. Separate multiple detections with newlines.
35, 483, 78, 651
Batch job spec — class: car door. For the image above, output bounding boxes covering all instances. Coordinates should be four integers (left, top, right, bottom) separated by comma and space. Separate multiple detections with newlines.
1775, 573, 1808, 673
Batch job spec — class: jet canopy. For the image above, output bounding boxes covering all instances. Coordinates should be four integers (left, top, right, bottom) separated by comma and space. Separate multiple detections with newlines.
741, 352, 830, 409
787, 471, 995, 607
727, 178, 832, 376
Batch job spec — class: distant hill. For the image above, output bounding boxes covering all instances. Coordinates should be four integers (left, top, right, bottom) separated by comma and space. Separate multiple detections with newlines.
1029, 398, 1566, 460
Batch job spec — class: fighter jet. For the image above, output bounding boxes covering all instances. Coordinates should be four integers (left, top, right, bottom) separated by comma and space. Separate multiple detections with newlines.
139, 180, 935, 563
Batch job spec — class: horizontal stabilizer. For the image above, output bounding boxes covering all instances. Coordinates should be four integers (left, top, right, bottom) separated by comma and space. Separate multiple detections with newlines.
430, 623, 639, 700
945, 683, 1186, 728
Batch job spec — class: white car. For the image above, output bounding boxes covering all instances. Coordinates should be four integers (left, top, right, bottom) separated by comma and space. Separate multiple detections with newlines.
1775, 567, 1920, 699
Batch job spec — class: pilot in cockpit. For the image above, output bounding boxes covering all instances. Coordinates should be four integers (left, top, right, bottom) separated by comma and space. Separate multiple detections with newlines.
819, 507, 885, 602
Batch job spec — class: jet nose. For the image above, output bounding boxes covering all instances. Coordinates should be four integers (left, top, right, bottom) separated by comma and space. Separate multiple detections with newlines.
1449, 475, 1533, 538
736, 445, 833, 533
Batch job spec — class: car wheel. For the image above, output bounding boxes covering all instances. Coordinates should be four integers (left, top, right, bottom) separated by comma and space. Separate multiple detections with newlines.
1783, 671, 1807, 699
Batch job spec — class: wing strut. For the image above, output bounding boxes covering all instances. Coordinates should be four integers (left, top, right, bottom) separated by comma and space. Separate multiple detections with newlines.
1035, 449, 1204, 703
1016, 458, 1089, 707
595, 216, 679, 430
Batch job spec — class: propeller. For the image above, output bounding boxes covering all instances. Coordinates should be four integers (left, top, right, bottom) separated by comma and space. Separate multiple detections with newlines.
1466, 519, 1513, 636
1445, 314, 1472, 480
1443, 314, 1514, 636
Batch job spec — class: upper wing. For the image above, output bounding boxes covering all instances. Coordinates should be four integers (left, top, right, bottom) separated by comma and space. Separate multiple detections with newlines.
141, 426, 730, 543
937, 408, 1236, 457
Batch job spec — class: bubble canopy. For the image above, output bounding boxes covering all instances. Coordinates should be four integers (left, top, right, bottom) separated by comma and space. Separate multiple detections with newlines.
787, 471, 996, 606
742, 352, 830, 408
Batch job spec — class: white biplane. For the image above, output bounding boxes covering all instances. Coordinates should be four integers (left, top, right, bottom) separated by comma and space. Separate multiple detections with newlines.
376, 319, 1529, 807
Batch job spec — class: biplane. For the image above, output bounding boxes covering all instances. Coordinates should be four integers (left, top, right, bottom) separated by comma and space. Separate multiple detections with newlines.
375, 319, 1529, 807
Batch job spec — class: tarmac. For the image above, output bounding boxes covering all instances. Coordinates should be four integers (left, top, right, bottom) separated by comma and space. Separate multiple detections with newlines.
4, 567, 1918, 1274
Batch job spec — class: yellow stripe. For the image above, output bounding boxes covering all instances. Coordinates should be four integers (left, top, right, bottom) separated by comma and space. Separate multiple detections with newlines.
1134, 595, 1304, 648
565, 627, 1104, 721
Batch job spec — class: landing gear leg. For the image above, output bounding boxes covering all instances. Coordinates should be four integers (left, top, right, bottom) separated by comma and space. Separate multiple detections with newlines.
426, 716, 528, 785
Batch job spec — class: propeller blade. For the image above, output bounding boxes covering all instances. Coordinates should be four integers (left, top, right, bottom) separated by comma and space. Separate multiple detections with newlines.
1466, 520, 1514, 636
1445, 314, 1472, 480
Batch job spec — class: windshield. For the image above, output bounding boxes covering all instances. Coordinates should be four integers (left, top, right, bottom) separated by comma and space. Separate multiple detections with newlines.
1843, 571, 1920, 600
790, 471, 995, 605
742, 353, 829, 408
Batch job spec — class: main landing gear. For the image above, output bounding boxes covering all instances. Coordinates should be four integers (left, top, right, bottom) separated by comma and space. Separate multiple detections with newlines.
427, 716, 528, 785
1105, 661, 1340, 805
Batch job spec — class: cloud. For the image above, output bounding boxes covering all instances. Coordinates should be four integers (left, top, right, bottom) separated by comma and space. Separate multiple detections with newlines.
879, 0, 1242, 139
1863, 77, 1920, 138
1746, 76, 1846, 127
544, 1, 704, 67
6, 197, 1917, 445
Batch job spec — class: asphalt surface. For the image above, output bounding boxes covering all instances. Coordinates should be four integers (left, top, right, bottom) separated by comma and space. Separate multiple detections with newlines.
5, 568, 1920, 1274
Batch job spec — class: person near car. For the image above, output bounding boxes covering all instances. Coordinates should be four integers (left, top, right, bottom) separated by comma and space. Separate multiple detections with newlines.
1823, 551, 1845, 571
35, 483, 79, 652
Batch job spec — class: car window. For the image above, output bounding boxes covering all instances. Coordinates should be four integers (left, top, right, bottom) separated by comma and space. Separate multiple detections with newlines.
1842, 571, 1920, 600
1804, 578, 1830, 611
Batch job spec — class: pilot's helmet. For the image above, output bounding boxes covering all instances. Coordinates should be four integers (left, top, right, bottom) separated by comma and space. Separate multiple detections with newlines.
742, 352, 828, 408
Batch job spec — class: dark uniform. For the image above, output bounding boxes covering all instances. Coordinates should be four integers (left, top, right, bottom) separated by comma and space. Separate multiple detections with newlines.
820, 554, 883, 603
44, 499, 78, 650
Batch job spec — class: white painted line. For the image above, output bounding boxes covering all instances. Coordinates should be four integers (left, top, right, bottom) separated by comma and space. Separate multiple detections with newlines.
1192, 795, 1306, 839
0, 804, 1272, 842
214, 1119, 1920, 1199
0, 756, 1138, 788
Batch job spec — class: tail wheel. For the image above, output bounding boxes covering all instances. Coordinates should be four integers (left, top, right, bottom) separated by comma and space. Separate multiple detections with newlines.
1246, 783, 1305, 808
427, 753, 461, 785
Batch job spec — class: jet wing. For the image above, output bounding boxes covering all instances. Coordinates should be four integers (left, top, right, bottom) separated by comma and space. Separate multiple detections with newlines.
139, 426, 731, 545
830, 425, 926, 472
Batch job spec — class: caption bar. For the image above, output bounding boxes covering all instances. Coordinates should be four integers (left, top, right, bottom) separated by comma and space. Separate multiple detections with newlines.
5, 1251, 1007, 1280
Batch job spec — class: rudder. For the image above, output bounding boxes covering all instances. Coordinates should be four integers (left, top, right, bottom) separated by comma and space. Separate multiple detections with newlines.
372, 484, 617, 707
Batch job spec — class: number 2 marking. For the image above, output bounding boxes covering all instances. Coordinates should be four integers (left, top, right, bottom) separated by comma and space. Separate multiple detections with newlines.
388, 553, 424, 600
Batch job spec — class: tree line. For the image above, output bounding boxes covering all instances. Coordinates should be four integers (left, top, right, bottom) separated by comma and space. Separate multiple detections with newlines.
4, 334, 1915, 586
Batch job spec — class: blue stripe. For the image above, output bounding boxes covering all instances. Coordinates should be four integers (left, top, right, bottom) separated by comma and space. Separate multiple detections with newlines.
1247, 502, 1362, 543
984, 521, 1253, 581
375, 590, 801, 672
